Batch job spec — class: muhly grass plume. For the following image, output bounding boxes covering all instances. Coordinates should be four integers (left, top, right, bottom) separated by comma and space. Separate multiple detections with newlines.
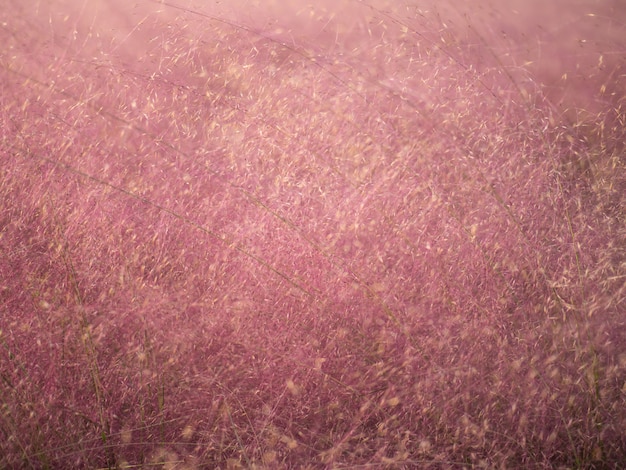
1, 0, 624, 468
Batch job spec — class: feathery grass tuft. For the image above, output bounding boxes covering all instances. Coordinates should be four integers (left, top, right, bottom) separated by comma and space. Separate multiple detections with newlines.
1, 0, 624, 468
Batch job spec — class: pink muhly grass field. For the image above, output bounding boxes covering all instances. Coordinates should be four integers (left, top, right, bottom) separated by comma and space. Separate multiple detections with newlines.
1, 0, 624, 468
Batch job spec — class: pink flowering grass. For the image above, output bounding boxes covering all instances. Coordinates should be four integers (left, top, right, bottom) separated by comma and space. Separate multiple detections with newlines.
1, 0, 624, 468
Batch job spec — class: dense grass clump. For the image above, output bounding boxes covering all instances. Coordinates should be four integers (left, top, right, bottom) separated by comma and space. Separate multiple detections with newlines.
1, 0, 624, 468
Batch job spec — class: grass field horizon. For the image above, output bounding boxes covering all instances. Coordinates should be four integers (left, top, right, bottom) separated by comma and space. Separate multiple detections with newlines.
1, 1, 624, 468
